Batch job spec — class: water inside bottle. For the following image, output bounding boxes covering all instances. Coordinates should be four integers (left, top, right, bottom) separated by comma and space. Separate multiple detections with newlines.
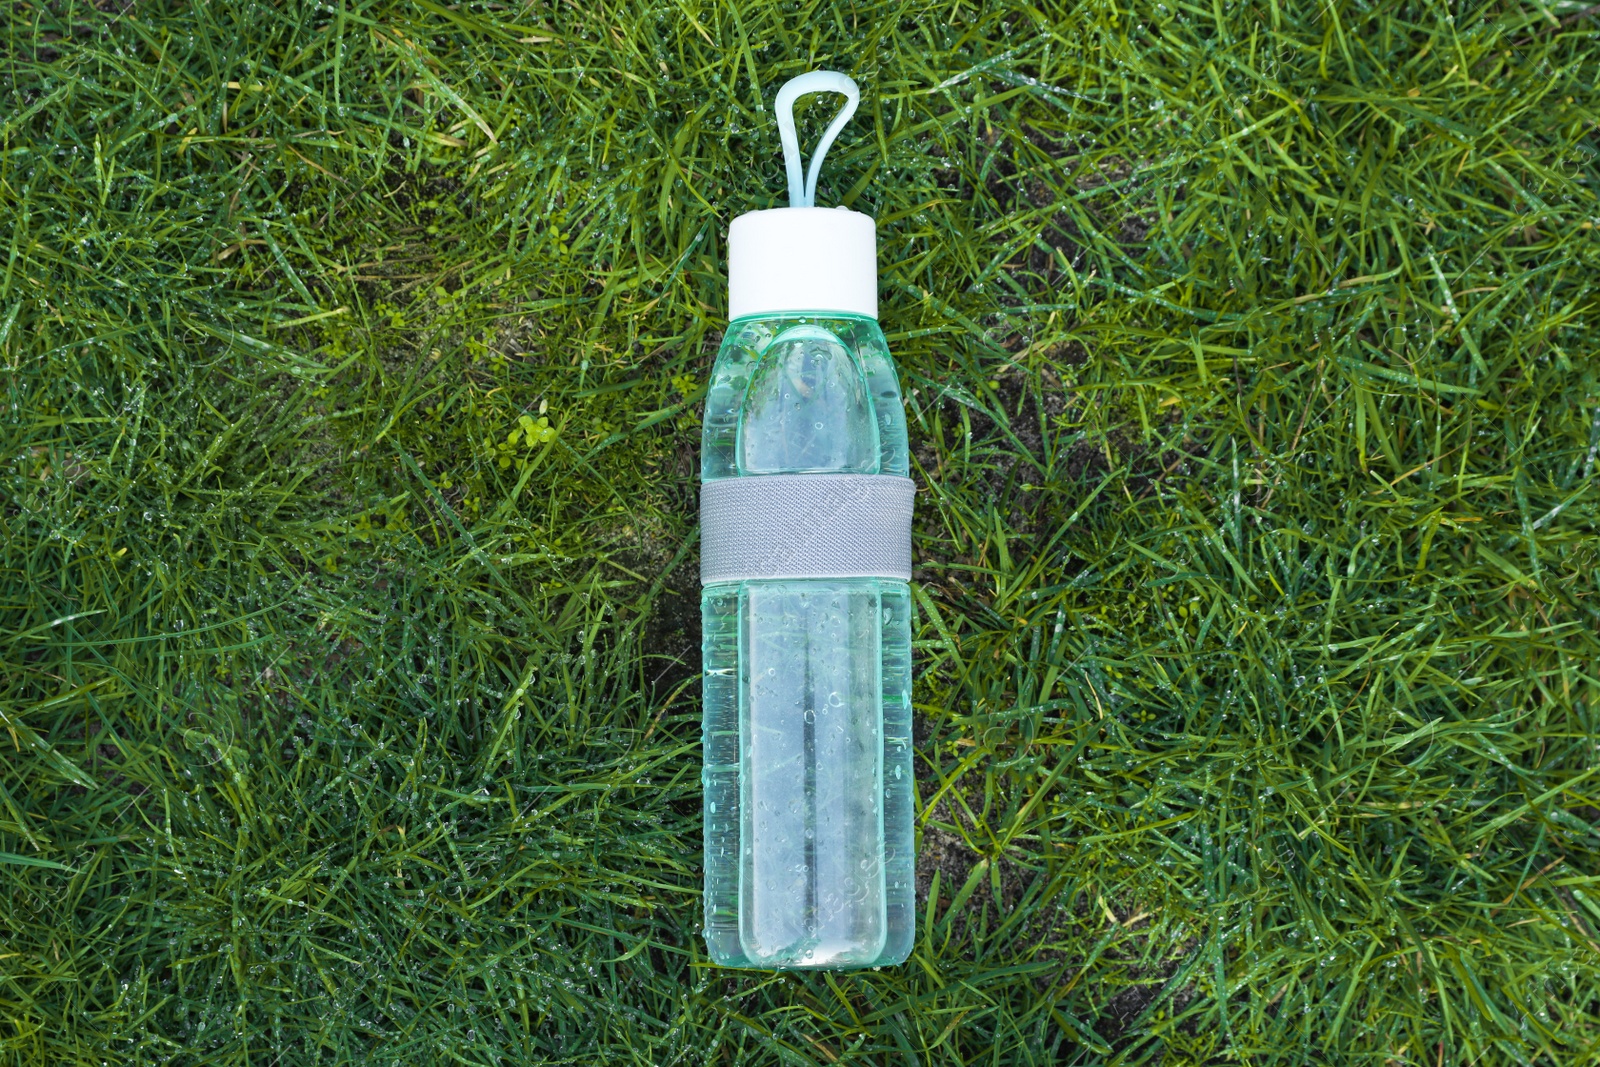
738, 324, 878, 473
740, 583, 884, 966
702, 314, 914, 969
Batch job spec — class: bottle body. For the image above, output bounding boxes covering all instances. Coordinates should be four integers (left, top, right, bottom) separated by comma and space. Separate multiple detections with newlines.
701, 313, 913, 969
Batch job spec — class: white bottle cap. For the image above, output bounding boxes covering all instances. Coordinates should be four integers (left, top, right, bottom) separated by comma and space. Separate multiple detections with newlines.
727, 71, 877, 321
728, 206, 877, 321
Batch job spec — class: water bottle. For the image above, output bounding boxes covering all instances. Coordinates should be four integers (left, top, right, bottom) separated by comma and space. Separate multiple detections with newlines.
699, 72, 915, 970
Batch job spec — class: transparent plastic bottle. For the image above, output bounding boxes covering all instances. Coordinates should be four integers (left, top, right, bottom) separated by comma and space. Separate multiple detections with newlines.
701, 312, 914, 969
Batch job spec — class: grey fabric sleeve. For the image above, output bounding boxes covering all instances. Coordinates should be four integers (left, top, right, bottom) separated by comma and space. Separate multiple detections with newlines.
700, 474, 914, 585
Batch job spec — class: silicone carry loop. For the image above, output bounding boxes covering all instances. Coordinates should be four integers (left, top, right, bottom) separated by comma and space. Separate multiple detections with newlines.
775, 71, 860, 208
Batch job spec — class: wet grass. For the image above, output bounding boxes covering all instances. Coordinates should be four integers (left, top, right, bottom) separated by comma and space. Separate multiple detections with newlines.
3, 1, 1599, 1063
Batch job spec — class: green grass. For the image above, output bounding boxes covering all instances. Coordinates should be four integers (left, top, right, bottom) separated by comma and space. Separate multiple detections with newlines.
3, 0, 1599, 1062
